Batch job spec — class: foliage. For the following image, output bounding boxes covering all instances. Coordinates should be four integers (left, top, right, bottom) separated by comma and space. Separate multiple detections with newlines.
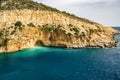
68, 24, 73, 28
3, 38, 9, 46
0, 0, 59, 11
47, 28, 52, 33
0, 38, 9, 46
96, 25, 102, 32
0, 0, 98, 25
80, 32, 85, 37
54, 28, 59, 32
14, 21, 22, 27
11, 30, 16, 35
57, 24, 62, 28
27, 22, 35, 27
72, 28, 79, 35
89, 28, 94, 35
62, 30, 66, 34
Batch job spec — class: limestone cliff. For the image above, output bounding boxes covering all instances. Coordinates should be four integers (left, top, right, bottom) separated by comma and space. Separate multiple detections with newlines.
0, 0, 119, 53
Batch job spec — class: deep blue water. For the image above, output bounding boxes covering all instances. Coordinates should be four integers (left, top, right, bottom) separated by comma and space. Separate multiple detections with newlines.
0, 30, 120, 80
113, 27, 120, 31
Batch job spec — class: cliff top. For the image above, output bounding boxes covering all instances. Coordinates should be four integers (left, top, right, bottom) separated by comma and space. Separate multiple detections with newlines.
0, 0, 98, 25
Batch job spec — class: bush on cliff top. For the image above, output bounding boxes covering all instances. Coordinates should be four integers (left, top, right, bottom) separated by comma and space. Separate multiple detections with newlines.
14, 21, 22, 27
27, 22, 35, 27
0, 0, 98, 25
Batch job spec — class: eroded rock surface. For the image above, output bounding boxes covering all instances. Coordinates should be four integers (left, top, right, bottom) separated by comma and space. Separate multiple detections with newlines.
0, 10, 119, 53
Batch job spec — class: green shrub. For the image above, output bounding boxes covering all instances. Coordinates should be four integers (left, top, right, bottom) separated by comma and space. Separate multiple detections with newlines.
39, 27, 43, 31
11, 30, 16, 35
44, 24, 49, 27
81, 32, 85, 37
47, 28, 52, 33
68, 24, 73, 28
68, 24, 73, 26
57, 28, 66, 34
96, 25, 100, 28
54, 28, 59, 32
89, 28, 94, 34
15, 21, 22, 27
27, 22, 35, 27
73, 28, 79, 35
1, 38, 9, 46
73, 28, 79, 33
19, 26, 23, 31
96, 25, 102, 32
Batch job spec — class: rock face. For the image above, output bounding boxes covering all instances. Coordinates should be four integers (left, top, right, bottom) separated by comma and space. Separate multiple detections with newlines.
0, 0, 119, 53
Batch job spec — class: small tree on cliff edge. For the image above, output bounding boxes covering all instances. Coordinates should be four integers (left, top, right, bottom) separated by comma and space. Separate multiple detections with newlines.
15, 21, 22, 27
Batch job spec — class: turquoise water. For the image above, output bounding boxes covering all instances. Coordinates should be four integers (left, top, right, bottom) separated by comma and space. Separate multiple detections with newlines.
0, 34, 120, 80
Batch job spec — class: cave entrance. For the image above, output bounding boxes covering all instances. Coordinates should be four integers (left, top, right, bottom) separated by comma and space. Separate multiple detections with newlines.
35, 40, 44, 46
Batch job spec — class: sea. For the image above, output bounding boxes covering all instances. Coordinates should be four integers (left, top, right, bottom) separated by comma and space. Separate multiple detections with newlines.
0, 27, 120, 80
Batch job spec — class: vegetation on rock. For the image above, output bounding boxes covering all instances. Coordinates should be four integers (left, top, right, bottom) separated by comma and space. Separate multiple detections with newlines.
89, 28, 94, 35
0, 0, 98, 25
27, 22, 35, 27
0, 0, 119, 53
14, 21, 22, 27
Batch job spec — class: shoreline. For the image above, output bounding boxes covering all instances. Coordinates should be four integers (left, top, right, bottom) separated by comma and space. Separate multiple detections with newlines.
0, 43, 119, 54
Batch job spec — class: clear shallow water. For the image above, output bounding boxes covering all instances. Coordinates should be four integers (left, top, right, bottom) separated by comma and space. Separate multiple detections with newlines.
0, 35, 120, 80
